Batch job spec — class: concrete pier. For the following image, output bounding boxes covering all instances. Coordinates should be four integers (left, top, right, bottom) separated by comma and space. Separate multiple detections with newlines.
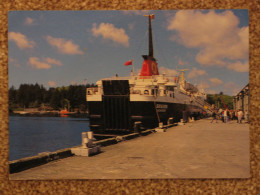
9, 119, 250, 180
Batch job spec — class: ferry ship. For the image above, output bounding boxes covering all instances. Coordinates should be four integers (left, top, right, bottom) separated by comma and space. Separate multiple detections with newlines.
86, 14, 212, 133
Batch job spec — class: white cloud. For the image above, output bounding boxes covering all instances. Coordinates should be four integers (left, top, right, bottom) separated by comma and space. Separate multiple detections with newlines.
159, 66, 178, 76
45, 57, 62, 66
28, 57, 51, 69
28, 57, 62, 69
9, 32, 36, 49
91, 23, 129, 47
198, 80, 210, 91
25, 17, 36, 26
223, 81, 240, 96
209, 78, 223, 87
46, 36, 84, 55
227, 61, 249, 72
178, 59, 188, 66
9, 58, 20, 67
187, 67, 207, 79
168, 10, 249, 72
48, 81, 56, 87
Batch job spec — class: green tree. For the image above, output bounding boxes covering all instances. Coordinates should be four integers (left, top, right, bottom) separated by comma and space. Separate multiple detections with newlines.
206, 94, 214, 105
17, 84, 30, 108
9, 86, 17, 112
61, 98, 70, 110
9, 83, 95, 111
50, 89, 61, 110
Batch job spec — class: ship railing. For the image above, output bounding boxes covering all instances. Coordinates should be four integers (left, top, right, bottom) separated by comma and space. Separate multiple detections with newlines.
193, 97, 214, 113
108, 75, 180, 85
135, 75, 179, 83
138, 76, 156, 80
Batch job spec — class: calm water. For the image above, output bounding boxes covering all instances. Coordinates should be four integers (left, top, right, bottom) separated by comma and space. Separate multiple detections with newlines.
9, 116, 90, 161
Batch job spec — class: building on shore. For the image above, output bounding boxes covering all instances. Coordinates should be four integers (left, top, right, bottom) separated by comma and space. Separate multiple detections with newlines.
233, 84, 249, 121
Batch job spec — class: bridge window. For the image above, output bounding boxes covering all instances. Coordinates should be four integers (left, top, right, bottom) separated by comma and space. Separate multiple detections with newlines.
144, 90, 149, 95
133, 90, 141, 94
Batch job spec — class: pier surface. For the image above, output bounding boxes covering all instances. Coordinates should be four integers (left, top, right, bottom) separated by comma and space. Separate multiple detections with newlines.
10, 119, 250, 180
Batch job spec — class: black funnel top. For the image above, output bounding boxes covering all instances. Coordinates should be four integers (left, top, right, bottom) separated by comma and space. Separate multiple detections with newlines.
143, 14, 156, 61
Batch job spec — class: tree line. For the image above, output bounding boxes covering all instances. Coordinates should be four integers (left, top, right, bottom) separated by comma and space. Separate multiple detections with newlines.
206, 93, 234, 109
9, 83, 96, 112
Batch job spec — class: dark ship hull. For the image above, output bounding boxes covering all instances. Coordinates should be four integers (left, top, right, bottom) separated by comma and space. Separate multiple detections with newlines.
87, 80, 206, 133
88, 100, 205, 133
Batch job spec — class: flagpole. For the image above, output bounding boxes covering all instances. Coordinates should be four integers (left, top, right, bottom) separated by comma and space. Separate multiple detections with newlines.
132, 59, 134, 75
125, 59, 134, 75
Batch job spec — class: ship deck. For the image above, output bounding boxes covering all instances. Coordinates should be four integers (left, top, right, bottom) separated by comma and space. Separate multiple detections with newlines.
10, 118, 249, 180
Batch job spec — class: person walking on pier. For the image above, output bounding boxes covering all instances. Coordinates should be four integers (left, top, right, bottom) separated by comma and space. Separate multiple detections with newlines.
235, 110, 238, 121
238, 109, 244, 124
211, 110, 218, 123
224, 109, 228, 123
230, 110, 233, 120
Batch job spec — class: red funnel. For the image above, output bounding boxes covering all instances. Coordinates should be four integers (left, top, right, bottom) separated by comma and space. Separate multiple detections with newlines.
140, 60, 159, 76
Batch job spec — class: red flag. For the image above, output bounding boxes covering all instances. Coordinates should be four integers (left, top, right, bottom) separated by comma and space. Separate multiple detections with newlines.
124, 60, 132, 66
149, 14, 155, 19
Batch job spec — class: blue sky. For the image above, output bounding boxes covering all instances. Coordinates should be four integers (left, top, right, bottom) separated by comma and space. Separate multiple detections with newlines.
8, 10, 249, 95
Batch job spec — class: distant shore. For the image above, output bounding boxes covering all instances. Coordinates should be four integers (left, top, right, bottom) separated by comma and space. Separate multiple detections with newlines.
10, 111, 89, 118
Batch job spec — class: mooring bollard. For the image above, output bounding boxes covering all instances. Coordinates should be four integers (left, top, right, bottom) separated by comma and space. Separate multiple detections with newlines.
134, 121, 142, 133
72, 131, 100, 156
87, 131, 94, 139
159, 122, 163, 128
178, 118, 185, 126
167, 117, 174, 125
155, 122, 166, 132
82, 132, 88, 148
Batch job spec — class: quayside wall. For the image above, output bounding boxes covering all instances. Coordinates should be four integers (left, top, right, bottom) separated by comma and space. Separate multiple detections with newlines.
9, 128, 160, 174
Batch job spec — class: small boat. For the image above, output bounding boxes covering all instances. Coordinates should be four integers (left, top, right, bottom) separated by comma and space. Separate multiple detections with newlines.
60, 109, 69, 117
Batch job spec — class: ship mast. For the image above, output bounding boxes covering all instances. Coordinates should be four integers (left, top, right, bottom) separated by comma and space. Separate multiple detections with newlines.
143, 14, 155, 61
178, 69, 189, 91
140, 14, 159, 76
148, 14, 154, 58
178, 69, 189, 83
